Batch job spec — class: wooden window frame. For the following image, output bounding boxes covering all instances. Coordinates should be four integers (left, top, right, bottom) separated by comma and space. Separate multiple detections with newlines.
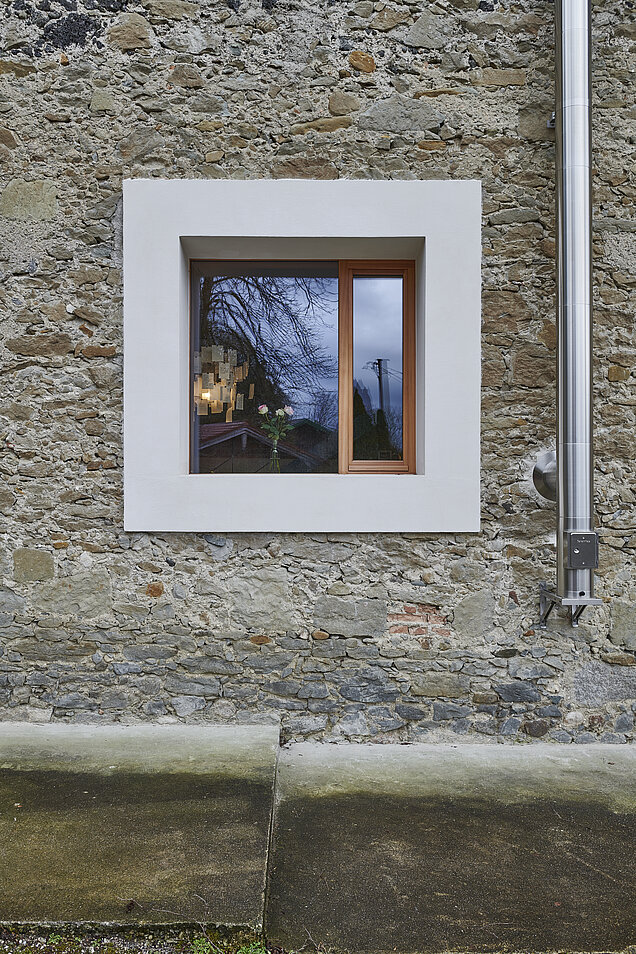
338, 260, 416, 475
189, 258, 416, 476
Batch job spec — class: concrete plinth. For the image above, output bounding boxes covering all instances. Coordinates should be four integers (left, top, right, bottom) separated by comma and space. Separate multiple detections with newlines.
266, 743, 636, 953
0, 724, 279, 926
2, 728, 635, 952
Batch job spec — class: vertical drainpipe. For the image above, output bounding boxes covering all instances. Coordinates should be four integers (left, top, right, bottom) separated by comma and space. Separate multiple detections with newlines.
534, 0, 601, 627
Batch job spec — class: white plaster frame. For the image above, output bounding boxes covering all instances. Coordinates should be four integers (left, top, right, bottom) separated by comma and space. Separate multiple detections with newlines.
123, 178, 481, 532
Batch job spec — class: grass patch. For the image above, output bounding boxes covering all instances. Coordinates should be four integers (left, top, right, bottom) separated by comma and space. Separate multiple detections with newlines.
0, 926, 274, 954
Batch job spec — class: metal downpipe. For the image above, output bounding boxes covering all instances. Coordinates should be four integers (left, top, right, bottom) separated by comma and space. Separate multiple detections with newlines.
534, 0, 600, 625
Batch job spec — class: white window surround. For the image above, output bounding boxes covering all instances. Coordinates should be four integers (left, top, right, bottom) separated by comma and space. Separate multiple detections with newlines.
123, 178, 481, 533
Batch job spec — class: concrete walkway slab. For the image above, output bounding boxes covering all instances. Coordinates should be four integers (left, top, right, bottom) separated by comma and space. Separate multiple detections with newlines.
265, 743, 636, 953
0, 724, 279, 926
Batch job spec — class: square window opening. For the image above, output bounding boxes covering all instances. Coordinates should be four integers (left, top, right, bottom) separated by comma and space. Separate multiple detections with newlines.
123, 178, 481, 533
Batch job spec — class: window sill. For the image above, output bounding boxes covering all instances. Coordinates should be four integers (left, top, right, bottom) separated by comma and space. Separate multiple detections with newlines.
124, 473, 479, 533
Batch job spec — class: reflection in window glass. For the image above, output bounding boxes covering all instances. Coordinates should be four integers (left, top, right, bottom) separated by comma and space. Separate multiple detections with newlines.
352, 275, 403, 461
191, 262, 339, 474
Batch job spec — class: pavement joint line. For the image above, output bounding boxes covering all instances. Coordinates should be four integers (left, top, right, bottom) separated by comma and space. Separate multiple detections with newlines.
262, 728, 283, 933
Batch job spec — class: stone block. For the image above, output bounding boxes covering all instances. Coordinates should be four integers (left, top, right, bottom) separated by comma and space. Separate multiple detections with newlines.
143, 0, 199, 18
494, 681, 541, 703
512, 345, 555, 387
32, 570, 112, 618
0, 487, 16, 512
298, 682, 329, 699
0, 585, 26, 615
89, 89, 116, 113
171, 64, 203, 88
0, 126, 18, 148
107, 13, 153, 49
369, 8, 409, 31
432, 701, 471, 720
284, 714, 328, 736
329, 89, 360, 116
119, 128, 164, 161
507, 657, 554, 681
395, 703, 429, 721
171, 695, 206, 716
500, 716, 522, 735
337, 669, 398, 703
482, 288, 532, 330
358, 95, 441, 134
449, 559, 485, 584
0, 61, 36, 77
13, 549, 55, 583
473, 68, 526, 87
410, 672, 469, 698
452, 589, 494, 637
348, 50, 376, 73
165, 675, 221, 697
615, 712, 634, 732
290, 116, 353, 135
573, 661, 636, 707
271, 158, 338, 179
314, 595, 387, 638
0, 724, 278, 925
0, 179, 57, 221
5, 334, 73, 357
404, 11, 449, 49
610, 601, 636, 651
227, 567, 293, 631
523, 718, 549, 737
489, 209, 541, 226
518, 104, 555, 142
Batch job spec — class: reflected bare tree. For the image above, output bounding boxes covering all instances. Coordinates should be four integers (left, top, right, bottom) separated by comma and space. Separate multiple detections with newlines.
306, 389, 338, 429
383, 408, 403, 452
198, 274, 338, 410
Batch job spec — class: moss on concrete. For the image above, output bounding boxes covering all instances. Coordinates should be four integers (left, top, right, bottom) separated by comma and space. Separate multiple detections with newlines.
0, 727, 278, 927
268, 790, 636, 953
266, 745, 636, 953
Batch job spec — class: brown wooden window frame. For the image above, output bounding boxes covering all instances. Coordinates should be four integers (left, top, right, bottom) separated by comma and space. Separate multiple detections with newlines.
189, 258, 416, 476
338, 260, 416, 475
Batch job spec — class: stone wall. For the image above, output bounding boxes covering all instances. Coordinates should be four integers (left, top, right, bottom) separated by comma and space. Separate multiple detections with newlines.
1, 0, 635, 743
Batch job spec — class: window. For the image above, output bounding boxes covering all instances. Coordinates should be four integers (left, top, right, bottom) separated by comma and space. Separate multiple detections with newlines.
190, 260, 415, 476
339, 261, 415, 474
123, 178, 481, 532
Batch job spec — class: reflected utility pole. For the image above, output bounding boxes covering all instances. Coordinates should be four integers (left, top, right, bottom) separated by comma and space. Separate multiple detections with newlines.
375, 359, 390, 416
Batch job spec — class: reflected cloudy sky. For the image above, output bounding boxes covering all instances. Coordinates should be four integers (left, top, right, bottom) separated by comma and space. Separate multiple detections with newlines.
285, 278, 338, 425
353, 276, 403, 416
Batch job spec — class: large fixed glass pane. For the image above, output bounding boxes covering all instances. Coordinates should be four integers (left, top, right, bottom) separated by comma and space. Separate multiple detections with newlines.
352, 275, 404, 461
191, 261, 339, 474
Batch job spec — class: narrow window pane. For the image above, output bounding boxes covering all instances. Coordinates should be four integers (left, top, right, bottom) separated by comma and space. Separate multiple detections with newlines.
191, 262, 339, 474
352, 275, 403, 461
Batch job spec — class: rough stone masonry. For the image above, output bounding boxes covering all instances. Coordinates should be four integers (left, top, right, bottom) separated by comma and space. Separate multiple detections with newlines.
0, 0, 635, 744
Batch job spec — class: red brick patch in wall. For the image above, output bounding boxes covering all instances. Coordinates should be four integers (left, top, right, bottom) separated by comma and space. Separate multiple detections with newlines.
388, 603, 451, 645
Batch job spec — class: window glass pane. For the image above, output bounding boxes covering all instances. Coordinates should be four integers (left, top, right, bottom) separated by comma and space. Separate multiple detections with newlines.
191, 261, 339, 474
352, 275, 403, 462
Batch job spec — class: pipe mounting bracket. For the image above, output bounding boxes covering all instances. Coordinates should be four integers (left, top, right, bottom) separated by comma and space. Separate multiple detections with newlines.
533, 449, 557, 502
538, 582, 602, 629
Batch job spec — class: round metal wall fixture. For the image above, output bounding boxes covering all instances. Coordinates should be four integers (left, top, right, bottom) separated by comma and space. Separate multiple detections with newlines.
533, 449, 557, 501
